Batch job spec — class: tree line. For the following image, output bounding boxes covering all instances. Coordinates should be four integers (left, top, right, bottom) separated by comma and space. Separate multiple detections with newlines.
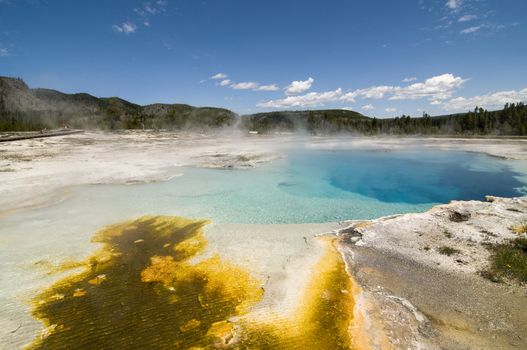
1, 100, 526, 136
245, 103, 527, 136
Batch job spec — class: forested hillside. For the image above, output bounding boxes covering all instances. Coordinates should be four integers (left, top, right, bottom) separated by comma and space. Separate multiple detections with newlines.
0, 77, 236, 131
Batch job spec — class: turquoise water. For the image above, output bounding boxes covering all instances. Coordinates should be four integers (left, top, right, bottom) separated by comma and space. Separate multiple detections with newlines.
5, 148, 525, 227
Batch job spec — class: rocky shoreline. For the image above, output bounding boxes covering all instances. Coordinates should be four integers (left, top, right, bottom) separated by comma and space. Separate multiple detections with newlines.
336, 196, 527, 349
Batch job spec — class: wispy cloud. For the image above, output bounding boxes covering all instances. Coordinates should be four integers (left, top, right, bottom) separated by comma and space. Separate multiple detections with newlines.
442, 88, 527, 110
212, 73, 279, 92
458, 14, 477, 22
460, 25, 482, 34
285, 77, 314, 95
422, 0, 509, 38
446, 0, 462, 11
115, 0, 168, 33
256, 84, 280, 92
0, 47, 10, 57
385, 108, 397, 113
113, 22, 137, 34
134, 1, 168, 20
231, 82, 259, 90
230, 81, 280, 91
402, 77, 417, 83
362, 104, 374, 111
211, 73, 227, 80
460, 22, 507, 35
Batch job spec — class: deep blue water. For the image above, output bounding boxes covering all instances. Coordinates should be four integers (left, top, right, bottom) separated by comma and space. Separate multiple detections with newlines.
282, 150, 526, 204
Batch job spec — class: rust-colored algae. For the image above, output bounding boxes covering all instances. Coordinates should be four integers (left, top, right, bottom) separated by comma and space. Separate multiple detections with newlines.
294, 237, 356, 349
234, 237, 357, 350
28, 216, 358, 349
28, 216, 263, 349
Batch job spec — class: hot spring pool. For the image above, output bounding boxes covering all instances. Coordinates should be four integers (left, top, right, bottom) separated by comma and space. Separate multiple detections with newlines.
2, 148, 526, 229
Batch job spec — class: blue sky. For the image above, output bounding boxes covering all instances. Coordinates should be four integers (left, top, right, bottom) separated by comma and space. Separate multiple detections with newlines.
0, 0, 526, 117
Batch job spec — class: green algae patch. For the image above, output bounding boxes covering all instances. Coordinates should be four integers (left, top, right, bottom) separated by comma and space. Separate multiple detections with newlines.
28, 216, 264, 349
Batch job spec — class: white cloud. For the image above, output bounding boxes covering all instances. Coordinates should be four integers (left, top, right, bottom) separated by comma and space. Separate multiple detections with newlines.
446, 0, 462, 10
0, 47, 9, 57
402, 77, 417, 83
339, 86, 395, 103
354, 86, 395, 100
231, 82, 259, 90
340, 91, 358, 103
256, 73, 466, 109
442, 88, 527, 111
385, 108, 397, 113
256, 84, 280, 92
362, 104, 375, 111
211, 73, 227, 80
212, 75, 279, 92
340, 74, 465, 103
460, 25, 482, 34
390, 73, 466, 101
285, 77, 314, 95
257, 88, 343, 108
458, 14, 477, 22
113, 22, 137, 34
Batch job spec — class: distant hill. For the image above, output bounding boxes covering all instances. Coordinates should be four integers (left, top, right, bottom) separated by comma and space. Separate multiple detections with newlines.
241, 109, 370, 133
1, 76, 526, 135
0, 76, 237, 131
